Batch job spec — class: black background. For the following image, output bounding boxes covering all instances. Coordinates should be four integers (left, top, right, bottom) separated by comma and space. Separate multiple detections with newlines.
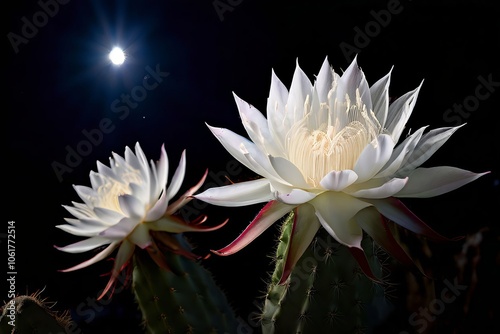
5, 0, 500, 333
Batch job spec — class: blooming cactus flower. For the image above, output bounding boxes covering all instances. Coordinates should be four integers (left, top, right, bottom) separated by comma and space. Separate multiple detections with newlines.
55, 143, 226, 298
195, 56, 489, 283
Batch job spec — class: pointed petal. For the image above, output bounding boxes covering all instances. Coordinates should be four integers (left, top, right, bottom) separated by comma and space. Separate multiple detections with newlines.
354, 207, 430, 277
365, 197, 461, 241
54, 236, 111, 253
99, 217, 138, 240
375, 126, 427, 178
212, 200, 296, 255
156, 144, 169, 188
337, 56, 372, 109
128, 223, 152, 249
396, 167, 489, 198
353, 134, 394, 183
166, 150, 186, 200
269, 156, 310, 188
234, 92, 282, 157
266, 70, 288, 152
206, 124, 261, 174
385, 82, 423, 144
348, 246, 382, 283
315, 56, 333, 103
73, 185, 97, 206
118, 194, 145, 220
144, 189, 169, 221
93, 207, 124, 225
278, 188, 318, 205
148, 216, 227, 233
319, 170, 358, 191
98, 240, 135, 300
347, 177, 408, 199
279, 204, 320, 284
58, 241, 120, 272
287, 59, 313, 124
55, 223, 104, 237
397, 125, 465, 176
310, 192, 371, 248
194, 178, 274, 207
166, 169, 208, 215
369, 67, 392, 128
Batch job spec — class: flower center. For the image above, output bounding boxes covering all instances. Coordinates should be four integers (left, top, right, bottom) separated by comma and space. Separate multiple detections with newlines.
94, 165, 144, 213
285, 91, 382, 187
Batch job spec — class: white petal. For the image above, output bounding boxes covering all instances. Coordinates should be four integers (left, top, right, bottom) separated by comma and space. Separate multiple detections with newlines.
73, 185, 97, 206
55, 236, 111, 253
347, 177, 408, 199
144, 189, 169, 221
166, 150, 186, 200
58, 242, 120, 272
396, 125, 465, 176
337, 56, 372, 110
385, 82, 423, 144
278, 189, 318, 205
118, 194, 146, 219
311, 192, 370, 248
128, 224, 152, 249
315, 56, 333, 103
153, 144, 169, 199
319, 170, 358, 191
266, 70, 288, 151
287, 59, 313, 124
93, 207, 124, 225
353, 134, 394, 183
396, 167, 489, 198
95, 161, 116, 181
99, 217, 139, 240
234, 92, 282, 157
56, 223, 104, 237
63, 204, 95, 220
239, 143, 283, 183
375, 126, 427, 178
369, 67, 392, 128
207, 124, 261, 174
194, 178, 275, 207
269, 156, 310, 188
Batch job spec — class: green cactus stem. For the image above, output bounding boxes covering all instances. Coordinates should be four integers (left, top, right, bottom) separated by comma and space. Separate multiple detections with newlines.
261, 211, 392, 334
132, 233, 238, 334
0, 292, 73, 334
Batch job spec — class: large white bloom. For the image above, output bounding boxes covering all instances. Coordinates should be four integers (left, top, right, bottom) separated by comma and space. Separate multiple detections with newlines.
56, 143, 225, 298
195, 57, 489, 282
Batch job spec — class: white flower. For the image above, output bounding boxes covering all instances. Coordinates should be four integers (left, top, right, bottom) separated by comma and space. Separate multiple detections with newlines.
195, 56, 489, 282
56, 142, 225, 298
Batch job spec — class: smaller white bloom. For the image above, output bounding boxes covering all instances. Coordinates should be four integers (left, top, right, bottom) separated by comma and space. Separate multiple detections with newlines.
56, 142, 225, 298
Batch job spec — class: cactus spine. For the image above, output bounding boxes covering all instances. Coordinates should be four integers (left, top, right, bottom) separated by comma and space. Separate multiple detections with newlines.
132, 234, 238, 334
261, 212, 391, 334
0, 293, 73, 334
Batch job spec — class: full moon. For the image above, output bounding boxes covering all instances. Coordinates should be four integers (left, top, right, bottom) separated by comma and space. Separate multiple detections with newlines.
109, 47, 125, 65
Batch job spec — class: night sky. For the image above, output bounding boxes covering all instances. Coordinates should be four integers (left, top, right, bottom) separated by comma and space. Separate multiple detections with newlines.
5, 0, 500, 333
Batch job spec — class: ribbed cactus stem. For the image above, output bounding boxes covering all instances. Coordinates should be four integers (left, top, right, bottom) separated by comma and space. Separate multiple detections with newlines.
132, 234, 238, 334
261, 212, 391, 334
0, 294, 72, 334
